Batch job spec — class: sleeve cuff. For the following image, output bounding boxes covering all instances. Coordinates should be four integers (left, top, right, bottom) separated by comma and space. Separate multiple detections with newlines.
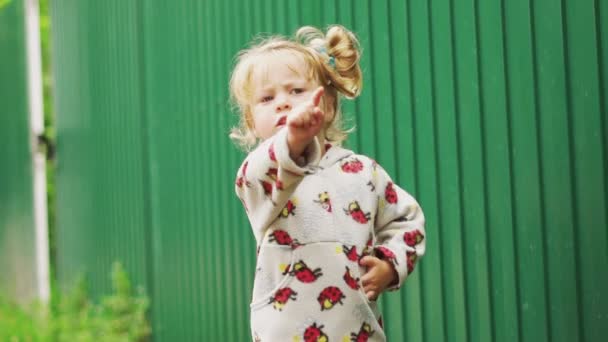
273, 128, 322, 175
374, 245, 405, 291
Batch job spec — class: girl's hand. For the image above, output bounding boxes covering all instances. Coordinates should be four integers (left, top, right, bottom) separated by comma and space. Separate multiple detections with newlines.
286, 86, 325, 160
359, 256, 398, 301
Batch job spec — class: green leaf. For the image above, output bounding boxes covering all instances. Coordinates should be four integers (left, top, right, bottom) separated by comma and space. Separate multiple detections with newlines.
0, 0, 12, 11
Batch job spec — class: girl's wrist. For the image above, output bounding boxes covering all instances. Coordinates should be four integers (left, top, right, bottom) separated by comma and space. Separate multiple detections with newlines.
287, 134, 313, 162
379, 257, 399, 287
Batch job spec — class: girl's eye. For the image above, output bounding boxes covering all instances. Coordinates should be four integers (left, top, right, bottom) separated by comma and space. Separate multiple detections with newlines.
261, 95, 273, 103
291, 88, 304, 94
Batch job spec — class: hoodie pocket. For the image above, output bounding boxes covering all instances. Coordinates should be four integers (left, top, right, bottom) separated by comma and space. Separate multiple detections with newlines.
250, 244, 296, 310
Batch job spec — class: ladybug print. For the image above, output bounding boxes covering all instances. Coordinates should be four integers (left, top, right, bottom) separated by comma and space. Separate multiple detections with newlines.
364, 238, 373, 256
289, 260, 323, 283
278, 199, 296, 218
341, 158, 364, 173
270, 287, 297, 311
343, 266, 360, 290
318, 286, 346, 311
384, 182, 398, 204
236, 176, 245, 188
268, 143, 277, 162
236, 161, 251, 188
303, 323, 328, 342
342, 245, 360, 262
372, 160, 378, 170
376, 246, 398, 265
268, 230, 300, 248
314, 192, 332, 212
407, 250, 418, 274
366, 180, 375, 192
260, 180, 273, 197
350, 322, 375, 342
344, 201, 371, 224
404, 229, 424, 247
324, 143, 332, 152
266, 167, 277, 179
265, 168, 283, 191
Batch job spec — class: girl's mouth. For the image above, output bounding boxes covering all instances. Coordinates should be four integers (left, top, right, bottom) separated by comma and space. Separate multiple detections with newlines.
275, 116, 287, 127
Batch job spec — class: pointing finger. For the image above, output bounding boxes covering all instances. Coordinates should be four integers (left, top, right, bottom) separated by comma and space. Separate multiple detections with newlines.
311, 86, 325, 107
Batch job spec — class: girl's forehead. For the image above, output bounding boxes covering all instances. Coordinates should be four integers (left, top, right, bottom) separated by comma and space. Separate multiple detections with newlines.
250, 51, 313, 85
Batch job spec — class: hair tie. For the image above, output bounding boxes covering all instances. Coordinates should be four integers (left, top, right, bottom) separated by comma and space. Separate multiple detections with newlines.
315, 46, 336, 69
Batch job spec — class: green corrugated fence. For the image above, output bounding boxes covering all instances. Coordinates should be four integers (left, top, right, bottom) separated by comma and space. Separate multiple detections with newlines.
0, 0, 38, 304
25, 0, 608, 340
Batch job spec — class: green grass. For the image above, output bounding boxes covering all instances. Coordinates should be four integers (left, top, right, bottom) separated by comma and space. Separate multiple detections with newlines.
0, 262, 151, 342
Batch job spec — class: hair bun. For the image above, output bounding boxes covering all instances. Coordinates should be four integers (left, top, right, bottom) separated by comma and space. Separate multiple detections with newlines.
297, 25, 363, 98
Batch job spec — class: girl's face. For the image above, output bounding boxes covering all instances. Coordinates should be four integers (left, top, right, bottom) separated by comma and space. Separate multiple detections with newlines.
249, 51, 324, 140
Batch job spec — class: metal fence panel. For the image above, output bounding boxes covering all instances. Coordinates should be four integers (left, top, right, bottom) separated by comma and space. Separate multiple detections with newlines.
49, 0, 607, 341
0, 0, 38, 304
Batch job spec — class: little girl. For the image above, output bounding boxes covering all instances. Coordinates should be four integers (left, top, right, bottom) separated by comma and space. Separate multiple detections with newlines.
230, 25, 426, 342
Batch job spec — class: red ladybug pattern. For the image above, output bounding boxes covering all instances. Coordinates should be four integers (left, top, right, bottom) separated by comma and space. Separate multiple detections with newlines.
350, 322, 375, 342
268, 230, 300, 249
268, 143, 277, 162
384, 182, 398, 204
270, 287, 297, 311
344, 201, 371, 224
313, 191, 332, 212
364, 238, 373, 256
289, 260, 323, 283
278, 199, 296, 218
407, 250, 418, 274
236, 142, 425, 339
343, 266, 360, 290
317, 286, 346, 311
260, 180, 273, 197
343, 245, 360, 262
265, 167, 283, 191
236, 161, 251, 188
303, 323, 328, 342
375, 246, 398, 265
341, 158, 364, 173
404, 229, 424, 247
366, 180, 375, 192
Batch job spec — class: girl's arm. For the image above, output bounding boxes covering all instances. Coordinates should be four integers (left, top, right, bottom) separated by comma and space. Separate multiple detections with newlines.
371, 162, 426, 291
235, 128, 321, 243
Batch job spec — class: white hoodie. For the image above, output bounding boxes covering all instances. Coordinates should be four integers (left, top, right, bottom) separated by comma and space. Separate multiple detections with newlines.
235, 128, 426, 342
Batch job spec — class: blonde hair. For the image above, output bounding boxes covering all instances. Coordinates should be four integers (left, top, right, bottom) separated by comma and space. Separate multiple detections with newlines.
229, 25, 363, 150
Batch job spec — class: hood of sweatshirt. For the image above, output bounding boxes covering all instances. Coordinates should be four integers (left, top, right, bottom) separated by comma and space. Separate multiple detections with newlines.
318, 143, 354, 169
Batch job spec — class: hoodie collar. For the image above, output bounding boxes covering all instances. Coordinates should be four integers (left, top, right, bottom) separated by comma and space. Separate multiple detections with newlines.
319, 142, 354, 169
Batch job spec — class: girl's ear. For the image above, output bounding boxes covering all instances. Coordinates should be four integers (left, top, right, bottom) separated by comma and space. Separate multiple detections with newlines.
322, 93, 336, 123
244, 108, 254, 128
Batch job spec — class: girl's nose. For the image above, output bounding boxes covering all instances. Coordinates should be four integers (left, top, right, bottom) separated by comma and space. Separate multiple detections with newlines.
276, 103, 291, 112
275, 98, 291, 113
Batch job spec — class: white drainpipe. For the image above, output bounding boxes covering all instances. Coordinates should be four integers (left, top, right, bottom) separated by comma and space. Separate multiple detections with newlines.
25, 0, 50, 303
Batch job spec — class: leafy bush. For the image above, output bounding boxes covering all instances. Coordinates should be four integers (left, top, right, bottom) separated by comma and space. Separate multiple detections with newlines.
0, 262, 151, 342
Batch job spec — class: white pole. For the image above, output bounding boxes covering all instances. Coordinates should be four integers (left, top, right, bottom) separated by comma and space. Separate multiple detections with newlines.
25, 0, 50, 303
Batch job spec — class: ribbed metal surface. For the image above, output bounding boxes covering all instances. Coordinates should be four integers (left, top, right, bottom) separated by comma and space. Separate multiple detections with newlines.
48, 0, 607, 341
0, 0, 38, 304
50, 0, 149, 296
